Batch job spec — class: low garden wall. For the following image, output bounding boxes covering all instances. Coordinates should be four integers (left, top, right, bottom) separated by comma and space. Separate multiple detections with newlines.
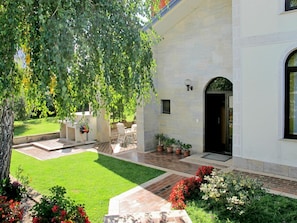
13, 132, 60, 145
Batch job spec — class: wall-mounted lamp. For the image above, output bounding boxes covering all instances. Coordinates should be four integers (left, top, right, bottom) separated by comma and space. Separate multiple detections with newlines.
184, 79, 193, 91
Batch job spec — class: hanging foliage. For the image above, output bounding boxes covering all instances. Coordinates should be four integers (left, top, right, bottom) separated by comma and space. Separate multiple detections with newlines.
0, 0, 162, 180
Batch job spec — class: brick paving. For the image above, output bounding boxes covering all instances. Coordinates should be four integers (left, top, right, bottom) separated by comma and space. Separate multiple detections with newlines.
145, 174, 185, 200
233, 170, 297, 197
115, 150, 228, 175
106, 173, 191, 222
111, 148, 297, 198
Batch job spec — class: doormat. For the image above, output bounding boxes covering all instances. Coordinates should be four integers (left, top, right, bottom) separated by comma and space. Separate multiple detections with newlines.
202, 153, 231, 162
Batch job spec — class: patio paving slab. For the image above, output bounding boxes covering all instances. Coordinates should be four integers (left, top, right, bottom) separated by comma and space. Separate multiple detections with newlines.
32, 138, 96, 151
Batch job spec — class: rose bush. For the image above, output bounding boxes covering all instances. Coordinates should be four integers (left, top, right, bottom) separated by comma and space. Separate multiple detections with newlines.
31, 186, 90, 223
0, 195, 24, 222
0, 176, 27, 223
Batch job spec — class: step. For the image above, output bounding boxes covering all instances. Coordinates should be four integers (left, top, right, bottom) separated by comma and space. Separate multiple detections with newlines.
104, 210, 192, 223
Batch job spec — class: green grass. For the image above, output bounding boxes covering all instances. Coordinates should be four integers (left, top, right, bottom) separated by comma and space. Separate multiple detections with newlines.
10, 150, 165, 222
14, 117, 60, 137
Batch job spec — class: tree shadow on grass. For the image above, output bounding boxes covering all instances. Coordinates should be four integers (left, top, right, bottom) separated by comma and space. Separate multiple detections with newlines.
14, 118, 57, 136
94, 153, 165, 185
13, 124, 30, 136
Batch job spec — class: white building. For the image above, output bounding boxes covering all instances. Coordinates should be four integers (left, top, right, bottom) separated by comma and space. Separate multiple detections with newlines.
137, 0, 297, 179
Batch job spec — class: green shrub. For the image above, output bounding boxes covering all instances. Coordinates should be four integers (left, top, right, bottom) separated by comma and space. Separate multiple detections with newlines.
14, 96, 31, 121
239, 193, 297, 223
200, 170, 265, 217
0, 178, 25, 202
186, 170, 297, 222
187, 192, 297, 223
31, 186, 90, 223
0, 167, 28, 201
186, 200, 234, 223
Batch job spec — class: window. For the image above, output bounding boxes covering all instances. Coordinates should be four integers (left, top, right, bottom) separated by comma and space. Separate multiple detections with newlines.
161, 100, 170, 114
285, 50, 297, 139
285, 0, 297, 11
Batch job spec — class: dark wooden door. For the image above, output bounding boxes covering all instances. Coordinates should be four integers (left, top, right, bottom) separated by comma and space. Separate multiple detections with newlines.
205, 94, 226, 153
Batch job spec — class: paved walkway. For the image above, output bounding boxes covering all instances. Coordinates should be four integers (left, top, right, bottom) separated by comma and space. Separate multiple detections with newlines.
14, 139, 297, 223
111, 147, 297, 199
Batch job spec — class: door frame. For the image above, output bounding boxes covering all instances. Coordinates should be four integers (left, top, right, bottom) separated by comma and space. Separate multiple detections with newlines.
204, 78, 233, 155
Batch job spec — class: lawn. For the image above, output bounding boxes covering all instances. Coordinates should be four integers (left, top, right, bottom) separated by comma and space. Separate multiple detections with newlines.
14, 117, 60, 137
10, 150, 165, 222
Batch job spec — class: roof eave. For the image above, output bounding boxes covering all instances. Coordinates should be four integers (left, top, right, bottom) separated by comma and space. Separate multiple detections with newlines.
144, 0, 201, 35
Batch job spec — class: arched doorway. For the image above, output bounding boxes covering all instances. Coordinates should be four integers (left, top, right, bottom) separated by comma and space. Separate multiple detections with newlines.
205, 77, 233, 155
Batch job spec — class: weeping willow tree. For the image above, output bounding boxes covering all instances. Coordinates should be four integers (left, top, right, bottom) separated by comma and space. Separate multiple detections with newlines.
0, 0, 162, 180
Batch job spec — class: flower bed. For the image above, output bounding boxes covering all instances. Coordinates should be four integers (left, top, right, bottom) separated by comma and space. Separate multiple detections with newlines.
1, 170, 91, 222
168, 165, 267, 221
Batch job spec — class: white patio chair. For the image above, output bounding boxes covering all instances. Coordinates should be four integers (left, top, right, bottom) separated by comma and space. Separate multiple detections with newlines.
130, 124, 137, 141
116, 122, 134, 145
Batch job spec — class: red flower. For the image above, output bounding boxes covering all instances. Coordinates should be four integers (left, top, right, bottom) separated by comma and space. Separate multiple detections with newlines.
33, 217, 40, 223
169, 166, 214, 209
77, 206, 86, 217
0, 196, 23, 222
51, 205, 59, 213
168, 179, 188, 209
195, 166, 214, 179
60, 210, 67, 217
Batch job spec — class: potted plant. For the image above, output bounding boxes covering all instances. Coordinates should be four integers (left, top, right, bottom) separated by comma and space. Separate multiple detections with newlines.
155, 133, 166, 152
164, 138, 175, 153
182, 143, 192, 157
175, 140, 183, 155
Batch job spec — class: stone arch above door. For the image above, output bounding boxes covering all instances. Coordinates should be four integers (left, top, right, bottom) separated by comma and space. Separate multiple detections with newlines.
206, 76, 233, 92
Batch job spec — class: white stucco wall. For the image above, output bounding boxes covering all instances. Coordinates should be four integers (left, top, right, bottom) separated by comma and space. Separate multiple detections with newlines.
136, 95, 160, 152
138, 0, 297, 178
139, 0, 232, 153
233, 0, 297, 174
240, 0, 297, 37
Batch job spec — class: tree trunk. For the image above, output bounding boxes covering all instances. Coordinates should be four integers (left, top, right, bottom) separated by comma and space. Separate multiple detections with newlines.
0, 99, 14, 181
